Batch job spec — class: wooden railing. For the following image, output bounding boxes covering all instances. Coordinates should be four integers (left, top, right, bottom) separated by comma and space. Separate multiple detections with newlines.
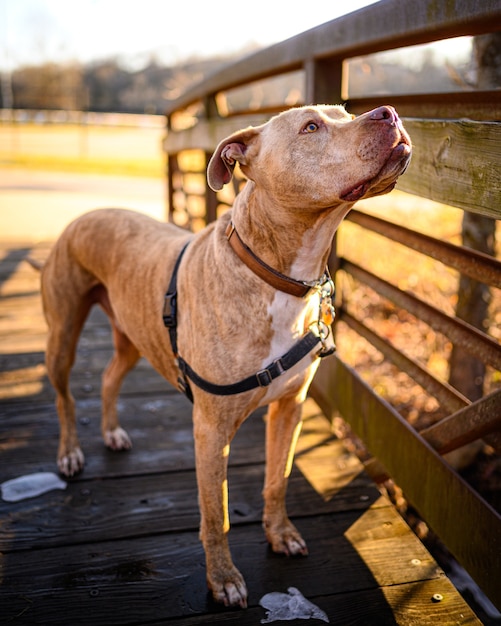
163, 0, 501, 610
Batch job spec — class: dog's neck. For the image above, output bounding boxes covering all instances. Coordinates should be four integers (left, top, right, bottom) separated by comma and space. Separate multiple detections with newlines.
231, 183, 353, 283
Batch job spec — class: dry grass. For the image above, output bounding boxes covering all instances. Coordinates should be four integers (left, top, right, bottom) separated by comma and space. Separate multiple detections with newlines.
335, 190, 501, 427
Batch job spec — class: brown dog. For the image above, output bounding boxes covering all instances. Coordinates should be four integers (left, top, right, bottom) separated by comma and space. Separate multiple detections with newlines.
40, 105, 411, 608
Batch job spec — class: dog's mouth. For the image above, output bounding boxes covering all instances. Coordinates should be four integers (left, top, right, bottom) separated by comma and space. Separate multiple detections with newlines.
340, 138, 411, 202
340, 181, 370, 202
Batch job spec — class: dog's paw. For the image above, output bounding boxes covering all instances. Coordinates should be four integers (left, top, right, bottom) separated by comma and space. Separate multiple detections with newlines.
208, 566, 248, 608
265, 521, 308, 557
104, 427, 132, 451
58, 447, 85, 477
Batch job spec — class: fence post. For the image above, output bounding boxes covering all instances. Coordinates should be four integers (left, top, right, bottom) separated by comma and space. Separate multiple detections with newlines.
304, 58, 344, 105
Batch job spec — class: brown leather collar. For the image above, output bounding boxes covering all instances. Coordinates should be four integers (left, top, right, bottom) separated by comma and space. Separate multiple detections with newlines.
225, 221, 325, 298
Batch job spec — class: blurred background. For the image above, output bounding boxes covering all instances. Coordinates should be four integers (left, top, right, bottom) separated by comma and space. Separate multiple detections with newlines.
0, 0, 476, 240
0, 0, 375, 239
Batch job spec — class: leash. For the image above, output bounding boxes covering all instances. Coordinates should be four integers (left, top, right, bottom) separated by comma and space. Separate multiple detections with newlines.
163, 228, 335, 401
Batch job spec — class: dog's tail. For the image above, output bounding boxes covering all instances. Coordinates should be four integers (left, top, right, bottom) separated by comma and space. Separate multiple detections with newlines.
25, 257, 44, 271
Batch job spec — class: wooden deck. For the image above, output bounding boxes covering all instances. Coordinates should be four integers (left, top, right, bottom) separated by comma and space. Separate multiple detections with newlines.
0, 241, 481, 625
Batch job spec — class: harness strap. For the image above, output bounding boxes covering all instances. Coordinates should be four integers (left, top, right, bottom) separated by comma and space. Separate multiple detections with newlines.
162, 241, 330, 402
176, 331, 321, 397
163, 241, 190, 357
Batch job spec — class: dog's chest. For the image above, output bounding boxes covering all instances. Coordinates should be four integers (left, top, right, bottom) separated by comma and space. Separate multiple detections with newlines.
257, 291, 321, 404
268, 291, 319, 353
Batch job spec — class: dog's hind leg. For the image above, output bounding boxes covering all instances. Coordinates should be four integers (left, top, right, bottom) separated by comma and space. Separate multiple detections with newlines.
262, 395, 308, 556
100, 313, 139, 452
43, 284, 94, 477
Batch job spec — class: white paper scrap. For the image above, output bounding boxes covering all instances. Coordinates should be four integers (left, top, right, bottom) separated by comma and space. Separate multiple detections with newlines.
1, 472, 67, 502
260, 587, 329, 623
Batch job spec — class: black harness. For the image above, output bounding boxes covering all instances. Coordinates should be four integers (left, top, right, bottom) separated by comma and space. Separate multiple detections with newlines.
163, 239, 335, 403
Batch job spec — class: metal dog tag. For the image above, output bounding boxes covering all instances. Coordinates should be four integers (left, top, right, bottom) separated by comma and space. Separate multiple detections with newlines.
320, 296, 335, 326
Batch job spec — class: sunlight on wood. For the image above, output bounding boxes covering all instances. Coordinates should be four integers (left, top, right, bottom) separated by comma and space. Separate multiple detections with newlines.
344, 501, 441, 586
295, 398, 364, 501
0, 364, 45, 400
0, 259, 40, 298
0, 261, 47, 354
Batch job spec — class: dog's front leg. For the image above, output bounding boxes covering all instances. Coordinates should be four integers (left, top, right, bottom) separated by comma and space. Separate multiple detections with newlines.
193, 405, 248, 608
263, 395, 308, 556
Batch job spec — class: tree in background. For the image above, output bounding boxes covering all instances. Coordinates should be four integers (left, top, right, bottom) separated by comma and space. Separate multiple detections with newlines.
11, 62, 84, 110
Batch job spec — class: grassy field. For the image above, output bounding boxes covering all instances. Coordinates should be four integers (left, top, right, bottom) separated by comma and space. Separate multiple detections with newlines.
0, 122, 166, 177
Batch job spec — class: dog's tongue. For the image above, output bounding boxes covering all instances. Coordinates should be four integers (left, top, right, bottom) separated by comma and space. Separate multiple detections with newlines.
341, 182, 367, 201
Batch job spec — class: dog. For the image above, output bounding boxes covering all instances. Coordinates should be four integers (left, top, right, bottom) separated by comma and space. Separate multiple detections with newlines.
40, 104, 411, 608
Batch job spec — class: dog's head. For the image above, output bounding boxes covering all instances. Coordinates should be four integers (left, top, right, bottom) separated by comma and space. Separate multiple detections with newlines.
207, 105, 411, 210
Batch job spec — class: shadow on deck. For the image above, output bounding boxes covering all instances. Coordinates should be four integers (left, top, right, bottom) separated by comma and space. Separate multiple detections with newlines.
0, 242, 480, 625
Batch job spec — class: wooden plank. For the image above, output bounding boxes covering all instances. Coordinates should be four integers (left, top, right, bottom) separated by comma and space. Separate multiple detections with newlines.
0, 354, 172, 404
340, 309, 468, 414
2, 504, 471, 625
342, 259, 501, 369
0, 246, 483, 625
164, 114, 269, 154
0, 290, 109, 356
155, 579, 481, 625
0, 464, 381, 552
0, 395, 266, 480
346, 91, 501, 122
164, 0, 501, 114
398, 118, 501, 219
419, 389, 501, 455
0, 392, 207, 486
1, 394, 378, 494
165, 116, 501, 219
164, 117, 501, 222
310, 355, 501, 612
346, 209, 501, 289
0, 297, 171, 403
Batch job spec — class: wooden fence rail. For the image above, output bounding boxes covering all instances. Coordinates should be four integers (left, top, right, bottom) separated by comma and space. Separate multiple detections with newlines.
162, 0, 501, 611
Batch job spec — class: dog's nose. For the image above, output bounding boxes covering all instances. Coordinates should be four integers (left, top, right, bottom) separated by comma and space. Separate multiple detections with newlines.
369, 106, 397, 124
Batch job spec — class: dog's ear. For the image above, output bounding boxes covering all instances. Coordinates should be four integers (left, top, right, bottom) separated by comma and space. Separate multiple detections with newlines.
207, 126, 259, 191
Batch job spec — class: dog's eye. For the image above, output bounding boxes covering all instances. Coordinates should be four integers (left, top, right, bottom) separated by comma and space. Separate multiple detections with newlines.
302, 122, 319, 133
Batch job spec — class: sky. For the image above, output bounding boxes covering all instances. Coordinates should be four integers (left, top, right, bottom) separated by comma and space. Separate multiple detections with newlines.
1, 0, 380, 70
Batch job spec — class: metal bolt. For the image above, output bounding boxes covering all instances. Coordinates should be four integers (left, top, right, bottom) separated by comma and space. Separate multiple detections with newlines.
411, 559, 421, 566
431, 593, 443, 603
